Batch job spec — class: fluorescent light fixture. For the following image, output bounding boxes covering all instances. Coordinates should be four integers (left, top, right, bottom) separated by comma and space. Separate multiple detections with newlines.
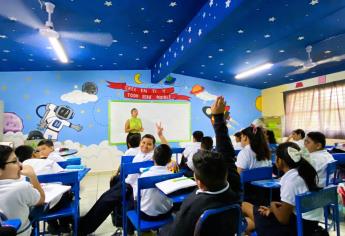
48, 37, 68, 63
235, 63, 273, 79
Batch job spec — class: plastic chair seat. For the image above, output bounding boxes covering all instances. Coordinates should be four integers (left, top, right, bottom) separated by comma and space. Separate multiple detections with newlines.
2, 219, 21, 230
37, 204, 75, 221
127, 210, 173, 231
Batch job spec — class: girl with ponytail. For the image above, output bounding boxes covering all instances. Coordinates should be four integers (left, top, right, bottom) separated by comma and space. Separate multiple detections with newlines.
242, 142, 324, 236
235, 125, 271, 174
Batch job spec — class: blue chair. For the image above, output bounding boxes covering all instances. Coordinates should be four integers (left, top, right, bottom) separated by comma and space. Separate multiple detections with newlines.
57, 157, 81, 168
326, 161, 339, 185
121, 155, 135, 165
121, 161, 154, 236
2, 219, 21, 231
295, 185, 340, 236
194, 204, 242, 236
171, 147, 185, 165
127, 173, 183, 236
332, 153, 345, 165
32, 171, 82, 236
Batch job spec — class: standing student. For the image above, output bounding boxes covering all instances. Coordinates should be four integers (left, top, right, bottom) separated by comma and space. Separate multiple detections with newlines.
235, 126, 271, 174
161, 96, 241, 236
304, 131, 334, 187
36, 139, 65, 162
242, 142, 323, 236
287, 129, 305, 148
0, 145, 45, 236
125, 108, 144, 148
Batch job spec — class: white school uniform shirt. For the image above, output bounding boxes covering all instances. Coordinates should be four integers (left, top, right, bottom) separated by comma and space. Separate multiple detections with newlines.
124, 147, 140, 156
306, 149, 335, 187
183, 142, 201, 171
125, 150, 154, 200
47, 151, 65, 162
23, 159, 64, 175
140, 166, 173, 216
0, 179, 40, 236
280, 168, 323, 222
233, 142, 243, 151
293, 139, 305, 149
235, 144, 272, 170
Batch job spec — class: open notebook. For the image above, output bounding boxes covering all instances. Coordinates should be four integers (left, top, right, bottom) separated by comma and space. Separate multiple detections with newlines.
155, 176, 196, 195
41, 183, 71, 208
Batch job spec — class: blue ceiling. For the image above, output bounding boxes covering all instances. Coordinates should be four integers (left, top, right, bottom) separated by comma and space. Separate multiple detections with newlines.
1, 0, 345, 89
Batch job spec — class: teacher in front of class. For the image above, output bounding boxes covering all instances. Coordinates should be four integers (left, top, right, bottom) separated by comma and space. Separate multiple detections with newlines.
125, 108, 144, 147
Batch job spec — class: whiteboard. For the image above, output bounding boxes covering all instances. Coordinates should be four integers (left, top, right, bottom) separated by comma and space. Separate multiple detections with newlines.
109, 100, 191, 145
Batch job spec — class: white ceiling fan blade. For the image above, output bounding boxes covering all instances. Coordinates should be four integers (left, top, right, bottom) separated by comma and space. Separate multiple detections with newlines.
0, 0, 44, 29
287, 67, 310, 76
277, 58, 305, 67
316, 54, 345, 65
59, 31, 113, 47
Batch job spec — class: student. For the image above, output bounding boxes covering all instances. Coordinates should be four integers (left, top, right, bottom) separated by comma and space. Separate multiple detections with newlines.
139, 144, 174, 221
186, 136, 213, 171
15, 145, 64, 175
233, 132, 242, 150
161, 96, 242, 236
124, 133, 141, 156
235, 126, 271, 174
287, 129, 305, 148
79, 123, 167, 235
304, 131, 334, 187
36, 139, 65, 162
265, 130, 277, 145
242, 142, 323, 236
0, 145, 45, 236
182, 130, 203, 167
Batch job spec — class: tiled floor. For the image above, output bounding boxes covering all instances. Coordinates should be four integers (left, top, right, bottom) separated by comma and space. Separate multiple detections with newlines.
80, 172, 345, 236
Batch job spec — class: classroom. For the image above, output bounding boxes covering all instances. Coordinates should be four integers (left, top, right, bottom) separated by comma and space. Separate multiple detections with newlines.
0, 0, 344, 235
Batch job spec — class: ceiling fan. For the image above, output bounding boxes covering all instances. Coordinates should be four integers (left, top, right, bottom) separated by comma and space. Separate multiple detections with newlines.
284, 45, 345, 76
0, 0, 113, 63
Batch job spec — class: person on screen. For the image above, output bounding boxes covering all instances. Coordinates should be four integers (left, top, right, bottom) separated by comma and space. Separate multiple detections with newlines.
125, 108, 144, 148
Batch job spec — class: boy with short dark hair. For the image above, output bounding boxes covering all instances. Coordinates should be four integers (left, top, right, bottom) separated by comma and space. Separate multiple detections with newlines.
200, 136, 213, 151
37, 139, 65, 162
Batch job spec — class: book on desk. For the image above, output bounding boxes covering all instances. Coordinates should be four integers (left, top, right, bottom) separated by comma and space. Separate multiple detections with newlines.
155, 176, 197, 195
41, 183, 71, 208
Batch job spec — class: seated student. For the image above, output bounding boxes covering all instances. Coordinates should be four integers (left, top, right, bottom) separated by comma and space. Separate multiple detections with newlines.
36, 139, 65, 162
79, 123, 167, 235
287, 129, 305, 148
186, 136, 213, 172
15, 145, 64, 175
181, 131, 203, 167
235, 126, 271, 174
124, 133, 141, 156
242, 142, 323, 236
265, 130, 277, 145
304, 131, 334, 187
233, 132, 243, 150
0, 145, 45, 236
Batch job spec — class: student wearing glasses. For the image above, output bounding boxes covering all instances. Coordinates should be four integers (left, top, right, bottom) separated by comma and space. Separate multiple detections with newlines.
0, 145, 45, 236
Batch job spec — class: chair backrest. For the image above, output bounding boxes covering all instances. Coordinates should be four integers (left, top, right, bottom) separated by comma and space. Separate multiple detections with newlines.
171, 147, 185, 154
194, 204, 241, 236
57, 157, 81, 168
295, 185, 339, 236
332, 153, 345, 165
326, 160, 338, 186
121, 155, 135, 165
240, 166, 273, 184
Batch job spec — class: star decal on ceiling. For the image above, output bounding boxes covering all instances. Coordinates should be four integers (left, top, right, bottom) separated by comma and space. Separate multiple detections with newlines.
225, 0, 231, 8
142, 46, 148, 49
160, 38, 165, 42
324, 50, 332, 54
198, 29, 202, 36
94, 18, 101, 24
181, 45, 184, 51
0, 35, 7, 39
143, 30, 149, 34
104, 1, 112, 7
188, 27, 192, 33
268, 17, 276, 22
79, 45, 85, 49
264, 34, 271, 38
9, 16, 17, 21
298, 36, 304, 40
166, 19, 174, 23
169, 2, 177, 7
279, 49, 285, 53
310, 0, 319, 6
2, 50, 10, 53
246, 50, 251, 53
188, 38, 192, 43
219, 48, 224, 52
238, 29, 244, 34
209, 0, 214, 7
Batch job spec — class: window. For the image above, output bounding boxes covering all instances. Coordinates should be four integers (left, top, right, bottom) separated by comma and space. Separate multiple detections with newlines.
284, 81, 345, 139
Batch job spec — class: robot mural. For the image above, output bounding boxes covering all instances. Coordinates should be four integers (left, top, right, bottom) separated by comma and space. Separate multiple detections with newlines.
36, 103, 83, 140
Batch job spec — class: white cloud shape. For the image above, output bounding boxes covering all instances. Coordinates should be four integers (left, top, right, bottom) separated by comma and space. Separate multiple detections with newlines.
195, 90, 217, 101
61, 90, 98, 105
3, 131, 27, 147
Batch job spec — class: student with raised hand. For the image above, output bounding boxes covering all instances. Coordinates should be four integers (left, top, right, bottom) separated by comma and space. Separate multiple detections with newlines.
304, 131, 334, 187
287, 129, 305, 148
0, 145, 45, 236
235, 125, 271, 174
242, 142, 323, 236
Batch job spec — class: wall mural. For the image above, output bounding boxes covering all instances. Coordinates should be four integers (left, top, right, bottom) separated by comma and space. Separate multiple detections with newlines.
4, 112, 23, 133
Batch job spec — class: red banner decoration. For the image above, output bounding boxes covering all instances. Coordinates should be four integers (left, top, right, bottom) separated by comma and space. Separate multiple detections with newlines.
107, 81, 190, 101
295, 82, 304, 88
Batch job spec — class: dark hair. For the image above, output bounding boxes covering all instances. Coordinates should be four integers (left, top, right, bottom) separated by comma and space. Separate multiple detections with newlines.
234, 132, 241, 138
307, 132, 326, 149
153, 144, 172, 166
37, 139, 54, 147
0, 145, 14, 169
293, 129, 305, 139
15, 145, 34, 162
141, 134, 156, 145
276, 142, 320, 191
27, 130, 44, 140
193, 131, 204, 142
193, 150, 227, 191
128, 134, 141, 148
201, 136, 213, 151
266, 130, 277, 144
131, 108, 137, 114
241, 126, 270, 161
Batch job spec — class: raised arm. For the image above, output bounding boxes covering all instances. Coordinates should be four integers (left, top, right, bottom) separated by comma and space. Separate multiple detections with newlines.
156, 122, 168, 145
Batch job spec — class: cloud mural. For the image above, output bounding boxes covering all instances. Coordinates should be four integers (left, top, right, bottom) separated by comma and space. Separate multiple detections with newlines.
61, 90, 98, 104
